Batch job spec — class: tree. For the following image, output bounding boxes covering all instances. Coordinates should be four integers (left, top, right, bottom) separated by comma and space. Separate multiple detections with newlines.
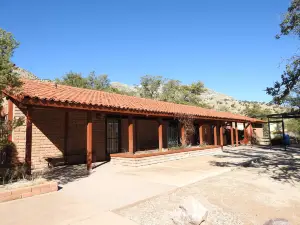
0, 28, 22, 105
87, 71, 111, 90
175, 113, 195, 146
266, 0, 300, 104
159, 78, 208, 107
242, 103, 272, 119
179, 84, 204, 106
285, 119, 300, 137
86, 71, 98, 89
0, 28, 24, 164
160, 79, 182, 103
189, 81, 205, 95
276, 0, 300, 39
55, 73, 210, 108
281, 82, 300, 108
55, 72, 87, 88
138, 75, 163, 99
0, 28, 24, 129
218, 105, 230, 112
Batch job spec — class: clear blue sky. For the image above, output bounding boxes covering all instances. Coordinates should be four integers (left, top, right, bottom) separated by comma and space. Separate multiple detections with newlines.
1, 0, 298, 102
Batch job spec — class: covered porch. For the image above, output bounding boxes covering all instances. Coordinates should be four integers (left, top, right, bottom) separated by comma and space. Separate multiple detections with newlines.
19, 105, 254, 173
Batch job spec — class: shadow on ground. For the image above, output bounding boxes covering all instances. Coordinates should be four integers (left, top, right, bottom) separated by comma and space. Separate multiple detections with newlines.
209, 145, 300, 184
43, 162, 108, 185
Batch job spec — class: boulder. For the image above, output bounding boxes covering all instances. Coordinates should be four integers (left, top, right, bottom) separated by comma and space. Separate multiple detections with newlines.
171, 197, 208, 225
263, 219, 291, 225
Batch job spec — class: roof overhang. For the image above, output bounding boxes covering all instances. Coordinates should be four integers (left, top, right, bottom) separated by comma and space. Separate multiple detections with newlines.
5, 93, 262, 123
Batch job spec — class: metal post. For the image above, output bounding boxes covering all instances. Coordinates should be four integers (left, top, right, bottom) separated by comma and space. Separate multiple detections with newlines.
268, 117, 271, 149
282, 115, 286, 151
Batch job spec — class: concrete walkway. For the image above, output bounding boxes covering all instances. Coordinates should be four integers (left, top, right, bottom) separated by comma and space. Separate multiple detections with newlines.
0, 149, 230, 225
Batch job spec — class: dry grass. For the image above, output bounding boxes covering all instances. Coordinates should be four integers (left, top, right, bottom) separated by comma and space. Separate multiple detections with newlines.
0, 166, 48, 191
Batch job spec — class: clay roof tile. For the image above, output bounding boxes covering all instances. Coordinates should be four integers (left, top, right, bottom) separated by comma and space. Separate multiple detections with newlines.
10, 79, 263, 123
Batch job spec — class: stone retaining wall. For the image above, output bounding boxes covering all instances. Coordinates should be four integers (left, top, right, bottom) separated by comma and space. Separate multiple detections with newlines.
111, 147, 222, 167
0, 181, 58, 203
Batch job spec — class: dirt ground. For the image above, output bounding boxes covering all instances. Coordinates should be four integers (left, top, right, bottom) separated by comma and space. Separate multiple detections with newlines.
115, 146, 300, 225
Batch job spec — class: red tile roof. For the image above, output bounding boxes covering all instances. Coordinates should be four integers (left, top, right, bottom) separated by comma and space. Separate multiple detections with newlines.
8, 79, 263, 123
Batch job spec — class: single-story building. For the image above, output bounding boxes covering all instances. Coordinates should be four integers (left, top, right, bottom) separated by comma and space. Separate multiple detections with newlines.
2, 79, 263, 173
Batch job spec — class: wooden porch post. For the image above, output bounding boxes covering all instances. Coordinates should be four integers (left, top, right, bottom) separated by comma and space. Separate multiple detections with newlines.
243, 122, 246, 141
207, 125, 212, 145
231, 122, 234, 146
7, 100, 13, 142
86, 112, 93, 172
158, 119, 163, 151
180, 124, 185, 146
219, 124, 224, 147
64, 112, 69, 163
249, 123, 253, 145
128, 116, 134, 154
214, 124, 217, 146
199, 124, 203, 145
235, 122, 239, 147
25, 107, 32, 175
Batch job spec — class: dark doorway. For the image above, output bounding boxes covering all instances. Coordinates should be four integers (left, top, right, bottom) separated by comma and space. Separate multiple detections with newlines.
106, 119, 120, 154
168, 121, 179, 147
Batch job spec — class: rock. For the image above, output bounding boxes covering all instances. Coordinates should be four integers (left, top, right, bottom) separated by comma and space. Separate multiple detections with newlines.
263, 219, 291, 225
171, 196, 208, 225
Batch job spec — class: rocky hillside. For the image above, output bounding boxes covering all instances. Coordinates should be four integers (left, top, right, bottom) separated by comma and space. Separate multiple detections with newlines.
13, 67, 39, 80
111, 82, 287, 115
199, 88, 286, 115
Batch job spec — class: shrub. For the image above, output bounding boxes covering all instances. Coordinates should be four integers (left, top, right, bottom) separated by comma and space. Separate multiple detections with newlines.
0, 140, 17, 165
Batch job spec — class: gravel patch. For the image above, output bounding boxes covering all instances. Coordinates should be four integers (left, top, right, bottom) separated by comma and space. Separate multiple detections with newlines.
114, 181, 246, 225
114, 145, 300, 225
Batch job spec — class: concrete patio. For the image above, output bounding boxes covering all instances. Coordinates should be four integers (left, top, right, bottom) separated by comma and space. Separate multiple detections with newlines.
0, 146, 299, 225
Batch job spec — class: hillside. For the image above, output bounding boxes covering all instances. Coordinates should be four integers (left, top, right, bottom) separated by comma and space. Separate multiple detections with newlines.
110, 82, 287, 116
14, 68, 286, 116
199, 88, 286, 115
13, 67, 39, 80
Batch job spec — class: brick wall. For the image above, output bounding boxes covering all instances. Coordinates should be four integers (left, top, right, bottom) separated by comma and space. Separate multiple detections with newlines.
13, 105, 27, 165
67, 111, 106, 163
136, 120, 158, 150
121, 118, 169, 152
92, 114, 106, 161
12, 105, 107, 170
13, 106, 64, 170
120, 118, 138, 152
121, 118, 128, 152
67, 111, 86, 164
